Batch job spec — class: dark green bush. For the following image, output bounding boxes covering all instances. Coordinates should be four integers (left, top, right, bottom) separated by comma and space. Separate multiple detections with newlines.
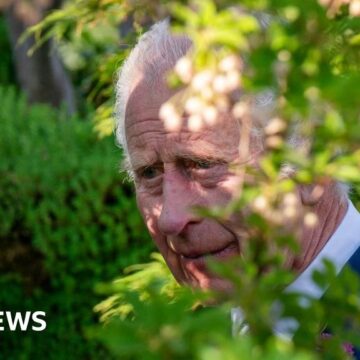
0, 15, 16, 86
0, 86, 153, 359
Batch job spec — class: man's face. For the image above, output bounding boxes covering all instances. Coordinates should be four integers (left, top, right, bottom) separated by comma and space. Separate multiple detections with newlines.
124, 67, 346, 292
125, 76, 262, 292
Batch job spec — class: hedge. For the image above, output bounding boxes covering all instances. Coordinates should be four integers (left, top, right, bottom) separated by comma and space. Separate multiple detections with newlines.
0, 86, 153, 359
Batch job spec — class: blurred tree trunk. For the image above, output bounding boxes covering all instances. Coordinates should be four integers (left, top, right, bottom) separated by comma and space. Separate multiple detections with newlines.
4, 0, 76, 114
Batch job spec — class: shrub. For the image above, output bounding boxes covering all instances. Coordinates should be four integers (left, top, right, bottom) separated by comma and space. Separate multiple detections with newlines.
0, 86, 154, 359
0, 15, 16, 86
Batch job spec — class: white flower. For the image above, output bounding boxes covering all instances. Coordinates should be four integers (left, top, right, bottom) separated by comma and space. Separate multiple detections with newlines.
159, 102, 176, 120
175, 57, 193, 83
304, 212, 319, 228
191, 70, 214, 91
232, 101, 249, 119
159, 103, 182, 132
219, 55, 242, 72
225, 70, 241, 91
266, 135, 283, 149
203, 106, 218, 125
188, 114, 203, 132
185, 97, 204, 114
350, 0, 360, 16
212, 75, 228, 94
265, 117, 287, 135
253, 195, 268, 211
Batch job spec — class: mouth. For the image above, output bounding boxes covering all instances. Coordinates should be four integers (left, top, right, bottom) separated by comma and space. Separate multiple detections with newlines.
180, 242, 239, 262
178, 241, 240, 290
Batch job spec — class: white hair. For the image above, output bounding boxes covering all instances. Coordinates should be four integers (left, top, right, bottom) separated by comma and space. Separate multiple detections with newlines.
114, 19, 349, 200
115, 19, 191, 158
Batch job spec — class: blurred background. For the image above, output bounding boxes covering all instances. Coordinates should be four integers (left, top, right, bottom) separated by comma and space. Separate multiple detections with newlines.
0, 0, 154, 358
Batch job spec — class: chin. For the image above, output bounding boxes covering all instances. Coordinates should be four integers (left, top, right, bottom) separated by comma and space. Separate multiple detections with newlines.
179, 243, 240, 289
188, 272, 236, 294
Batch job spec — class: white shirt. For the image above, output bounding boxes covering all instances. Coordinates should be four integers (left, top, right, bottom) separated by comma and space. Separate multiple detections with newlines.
232, 200, 360, 337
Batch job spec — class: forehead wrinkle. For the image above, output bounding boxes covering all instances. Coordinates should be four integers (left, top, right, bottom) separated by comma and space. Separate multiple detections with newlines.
129, 137, 237, 171
126, 107, 163, 123
125, 117, 162, 136
126, 111, 242, 171
126, 121, 165, 153
130, 149, 158, 170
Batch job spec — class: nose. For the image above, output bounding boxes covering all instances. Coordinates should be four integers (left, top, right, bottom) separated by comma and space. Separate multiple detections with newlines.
158, 169, 200, 236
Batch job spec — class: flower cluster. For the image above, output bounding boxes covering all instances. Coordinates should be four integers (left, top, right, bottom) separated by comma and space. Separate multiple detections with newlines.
252, 189, 319, 234
160, 54, 242, 132
264, 117, 287, 150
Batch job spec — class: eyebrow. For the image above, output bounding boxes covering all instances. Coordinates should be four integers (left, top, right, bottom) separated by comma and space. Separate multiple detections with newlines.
175, 153, 226, 164
130, 148, 228, 172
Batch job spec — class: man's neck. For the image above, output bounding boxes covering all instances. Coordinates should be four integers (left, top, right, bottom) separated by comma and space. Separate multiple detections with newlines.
294, 194, 348, 273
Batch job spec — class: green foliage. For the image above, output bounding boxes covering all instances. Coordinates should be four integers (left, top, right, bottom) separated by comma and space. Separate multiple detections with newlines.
23, 0, 143, 137
0, 15, 17, 86
91, 253, 360, 360
94, 253, 178, 322
0, 86, 154, 359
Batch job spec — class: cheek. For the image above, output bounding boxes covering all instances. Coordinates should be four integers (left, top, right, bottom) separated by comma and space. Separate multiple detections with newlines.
208, 176, 247, 238
136, 191, 186, 284
136, 192, 161, 236
207, 175, 242, 206
136, 191, 171, 258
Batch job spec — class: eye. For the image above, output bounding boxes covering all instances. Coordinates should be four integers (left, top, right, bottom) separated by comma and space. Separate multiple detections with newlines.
186, 158, 222, 171
193, 160, 214, 169
182, 158, 227, 187
182, 158, 222, 179
142, 167, 156, 179
140, 166, 162, 180
140, 166, 158, 180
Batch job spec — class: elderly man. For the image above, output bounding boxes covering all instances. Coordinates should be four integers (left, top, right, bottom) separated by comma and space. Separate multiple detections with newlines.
115, 21, 360, 299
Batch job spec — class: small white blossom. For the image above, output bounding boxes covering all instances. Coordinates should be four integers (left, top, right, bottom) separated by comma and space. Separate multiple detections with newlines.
191, 70, 214, 91
159, 103, 182, 132
284, 205, 297, 219
212, 75, 228, 94
265, 117, 287, 135
266, 135, 283, 149
232, 101, 249, 119
225, 70, 241, 91
350, 0, 360, 16
185, 97, 204, 114
200, 87, 214, 101
203, 106, 218, 125
304, 212, 319, 228
253, 195, 268, 212
159, 102, 176, 120
219, 55, 242, 72
175, 57, 193, 83
188, 114, 203, 132
283, 193, 298, 206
